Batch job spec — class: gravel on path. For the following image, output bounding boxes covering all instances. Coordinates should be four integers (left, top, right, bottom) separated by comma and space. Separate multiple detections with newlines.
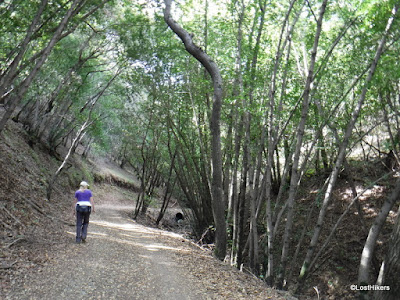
7, 203, 207, 300
6, 185, 298, 300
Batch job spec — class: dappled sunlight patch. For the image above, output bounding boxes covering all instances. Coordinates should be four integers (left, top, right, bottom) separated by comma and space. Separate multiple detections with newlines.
96, 204, 137, 211
339, 185, 385, 202
145, 244, 181, 252
160, 231, 185, 239
90, 219, 145, 232
358, 185, 385, 201
84, 232, 148, 248
89, 231, 109, 237
363, 207, 379, 218
336, 183, 389, 219
71, 217, 192, 255
387, 210, 399, 224
106, 216, 125, 220
88, 231, 188, 254
157, 261, 177, 267
91, 218, 186, 241
119, 232, 154, 240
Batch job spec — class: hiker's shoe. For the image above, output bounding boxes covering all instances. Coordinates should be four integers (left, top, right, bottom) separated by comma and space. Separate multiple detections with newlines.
82, 238, 86, 243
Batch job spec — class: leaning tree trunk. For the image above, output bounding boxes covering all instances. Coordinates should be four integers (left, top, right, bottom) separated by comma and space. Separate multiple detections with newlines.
0, 0, 111, 135
265, 0, 299, 285
229, 0, 246, 269
0, 0, 49, 105
276, 0, 328, 289
0, 0, 85, 135
164, 0, 226, 260
156, 149, 177, 225
374, 203, 400, 300
358, 177, 400, 300
298, 4, 399, 289
47, 119, 92, 200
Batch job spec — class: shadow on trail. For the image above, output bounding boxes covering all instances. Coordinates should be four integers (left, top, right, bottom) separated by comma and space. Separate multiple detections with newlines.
67, 216, 190, 254
8, 203, 205, 300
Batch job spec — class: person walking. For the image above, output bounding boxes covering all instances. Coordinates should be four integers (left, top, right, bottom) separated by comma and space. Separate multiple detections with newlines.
73, 181, 95, 243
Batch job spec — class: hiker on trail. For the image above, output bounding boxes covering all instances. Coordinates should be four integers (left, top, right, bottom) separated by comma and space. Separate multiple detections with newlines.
73, 181, 95, 243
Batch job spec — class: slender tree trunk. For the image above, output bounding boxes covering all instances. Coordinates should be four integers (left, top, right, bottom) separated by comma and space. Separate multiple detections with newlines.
0, 0, 111, 135
230, 113, 243, 266
35, 44, 99, 139
156, 143, 177, 226
229, 0, 247, 266
236, 1, 255, 264
0, 0, 86, 135
276, 0, 328, 289
301, 172, 392, 281
249, 163, 260, 275
298, 4, 398, 288
343, 159, 368, 230
236, 129, 248, 268
82, 137, 93, 158
264, 0, 300, 285
358, 177, 400, 300
374, 203, 400, 300
0, 0, 48, 104
47, 119, 92, 200
244, 0, 268, 275
224, 105, 235, 223
164, 0, 226, 260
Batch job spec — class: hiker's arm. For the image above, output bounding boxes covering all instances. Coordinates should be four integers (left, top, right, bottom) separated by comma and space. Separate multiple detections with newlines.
72, 199, 77, 215
90, 197, 95, 212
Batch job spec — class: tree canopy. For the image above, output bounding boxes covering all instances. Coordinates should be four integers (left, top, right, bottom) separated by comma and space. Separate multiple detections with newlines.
1, 0, 400, 298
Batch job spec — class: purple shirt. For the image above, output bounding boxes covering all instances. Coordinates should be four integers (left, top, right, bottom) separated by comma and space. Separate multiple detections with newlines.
75, 189, 93, 202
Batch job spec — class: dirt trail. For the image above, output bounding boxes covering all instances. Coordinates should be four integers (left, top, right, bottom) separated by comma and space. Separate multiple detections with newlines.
6, 183, 297, 300
7, 196, 207, 300
1, 123, 298, 300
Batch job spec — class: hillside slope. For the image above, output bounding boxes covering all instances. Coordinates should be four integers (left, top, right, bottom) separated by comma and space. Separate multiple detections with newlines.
0, 120, 91, 295
2, 117, 397, 300
0, 120, 298, 300
6, 182, 298, 300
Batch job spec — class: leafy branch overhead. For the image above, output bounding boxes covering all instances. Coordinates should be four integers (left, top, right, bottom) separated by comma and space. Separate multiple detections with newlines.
1, 0, 400, 299
163, 0, 226, 260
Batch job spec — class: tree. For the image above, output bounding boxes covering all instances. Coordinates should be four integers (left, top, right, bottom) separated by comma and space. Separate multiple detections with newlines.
375, 202, 400, 300
359, 178, 400, 300
2, 0, 400, 297
298, 3, 399, 289
0, 0, 112, 135
164, 0, 227, 260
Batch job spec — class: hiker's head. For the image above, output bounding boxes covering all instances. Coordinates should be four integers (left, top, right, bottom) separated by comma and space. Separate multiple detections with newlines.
80, 181, 89, 189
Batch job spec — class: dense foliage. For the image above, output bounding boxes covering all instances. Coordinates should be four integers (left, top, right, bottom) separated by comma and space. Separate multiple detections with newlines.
1, 0, 400, 298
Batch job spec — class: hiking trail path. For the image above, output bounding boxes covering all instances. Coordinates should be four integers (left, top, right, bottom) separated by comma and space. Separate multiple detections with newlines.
6, 183, 296, 300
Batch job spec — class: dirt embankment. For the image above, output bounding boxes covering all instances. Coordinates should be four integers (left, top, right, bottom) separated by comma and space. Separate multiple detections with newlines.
1, 121, 297, 300
0, 120, 89, 296
6, 184, 297, 300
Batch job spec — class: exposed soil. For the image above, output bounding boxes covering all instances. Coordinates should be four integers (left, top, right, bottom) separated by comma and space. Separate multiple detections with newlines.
1, 120, 296, 300
282, 163, 398, 299
1, 117, 398, 300
3, 183, 297, 300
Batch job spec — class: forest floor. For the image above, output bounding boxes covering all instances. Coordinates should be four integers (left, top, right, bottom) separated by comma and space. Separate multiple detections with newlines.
0, 120, 298, 300
2, 182, 298, 300
1, 118, 398, 300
